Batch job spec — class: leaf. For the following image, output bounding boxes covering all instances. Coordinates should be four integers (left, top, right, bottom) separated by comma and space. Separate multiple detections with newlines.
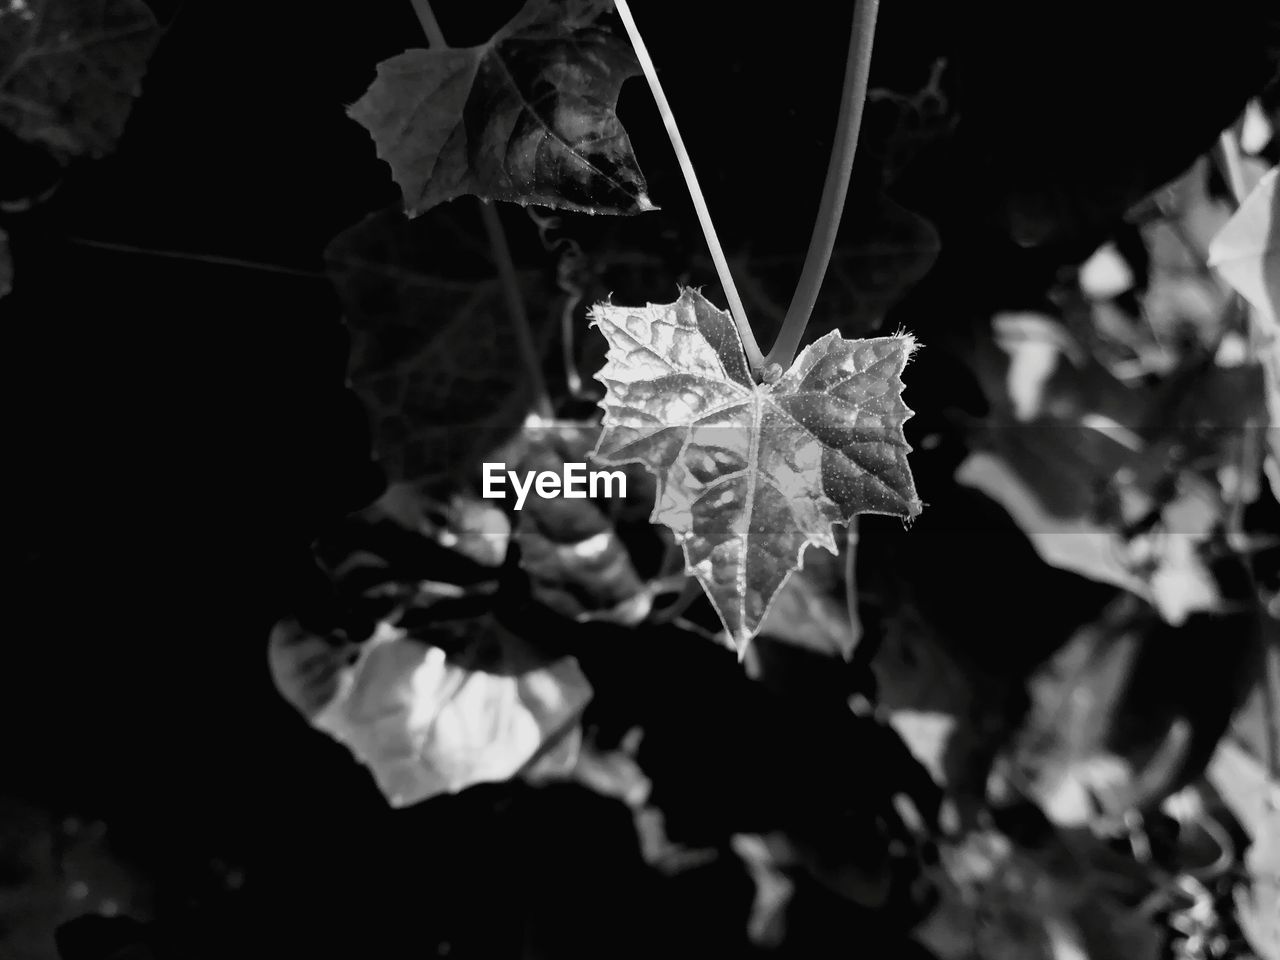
0, 0, 160, 159
755, 547, 855, 659
706, 194, 941, 342
272, 609, 591, 814
349, 0, 653, 218
1209, 166, 1280, 324
918, 828, 1161, 960
1207, 738, 1280, 960
325, 206, 556, 487
306, 613, 592, 808
1208, 165, 1280, 501
958, 312, 1226, 623
589, 287, 921, 653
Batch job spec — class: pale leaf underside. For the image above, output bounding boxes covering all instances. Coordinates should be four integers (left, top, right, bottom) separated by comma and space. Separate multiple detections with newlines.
590, 288, 921, 652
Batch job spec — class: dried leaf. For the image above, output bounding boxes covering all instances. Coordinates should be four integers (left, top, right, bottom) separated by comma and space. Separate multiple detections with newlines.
325, 206, 556, 487
589, 287, 920, 652
349, 0, 652, 218
0, 0, 160, 159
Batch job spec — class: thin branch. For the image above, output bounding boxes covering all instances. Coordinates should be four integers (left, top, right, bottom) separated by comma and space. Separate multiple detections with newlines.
766, 0, 880, 368
66, 237, 326, 279
407, 0, 553, 419
612, 0, 767, 379
479, 201, 553, 418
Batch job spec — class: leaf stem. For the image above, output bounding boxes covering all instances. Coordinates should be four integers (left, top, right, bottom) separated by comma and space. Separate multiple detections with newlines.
612, 0, 767, 378
65, 237, 326, 279
407, 0, 554, 420
409, 0, 447, 47
479, 201, 553, 418
765, 0, 880, 368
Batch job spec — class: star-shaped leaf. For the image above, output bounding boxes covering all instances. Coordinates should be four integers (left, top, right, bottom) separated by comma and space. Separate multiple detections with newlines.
589, 287, 921, 652
349, 0, 653, 218
0, 0, 161, 160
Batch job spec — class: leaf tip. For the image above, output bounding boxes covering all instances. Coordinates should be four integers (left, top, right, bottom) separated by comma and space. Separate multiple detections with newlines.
892, 326, 922, 362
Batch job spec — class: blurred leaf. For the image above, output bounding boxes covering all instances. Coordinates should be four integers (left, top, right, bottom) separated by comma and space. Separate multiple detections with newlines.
378, 483, 512, 568
732, 833, 794, 949
1209, 166, 1280, 324
1209, 165, 1280, 501
959, 313, 1223, 623
325, 206, 556, 488
0, 0, 160, 160
1238, 810, 1280, 960
349, 0, 652, 218
590, 287, 921, 652
269, 615, 359, 719
867, 58, 958, 187
756, 548, 854, 659
957, 451, 1220, 624
1207, 737, 1280, 960
1007, 601, 1191, 827
0, 798, 153, 960
715, 195, 940, 343
918, 827, 1161, 960
300, 614, 591, 808
512, 423, 654, 625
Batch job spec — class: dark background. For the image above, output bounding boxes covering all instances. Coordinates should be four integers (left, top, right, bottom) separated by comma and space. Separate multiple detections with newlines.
5, 1, 1278, 957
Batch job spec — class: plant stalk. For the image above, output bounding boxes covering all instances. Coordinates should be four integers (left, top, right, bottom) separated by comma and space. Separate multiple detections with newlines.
766, 0, 880, 368
612, 0, 767, 378
407, 0, 554, 420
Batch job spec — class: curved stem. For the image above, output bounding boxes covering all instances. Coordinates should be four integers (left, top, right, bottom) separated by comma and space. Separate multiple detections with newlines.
766, 0, 880, 368
612, 0, 767, 378
409, 0, 447, 47
408, 0, 553, 420
479, 202, 554, 419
